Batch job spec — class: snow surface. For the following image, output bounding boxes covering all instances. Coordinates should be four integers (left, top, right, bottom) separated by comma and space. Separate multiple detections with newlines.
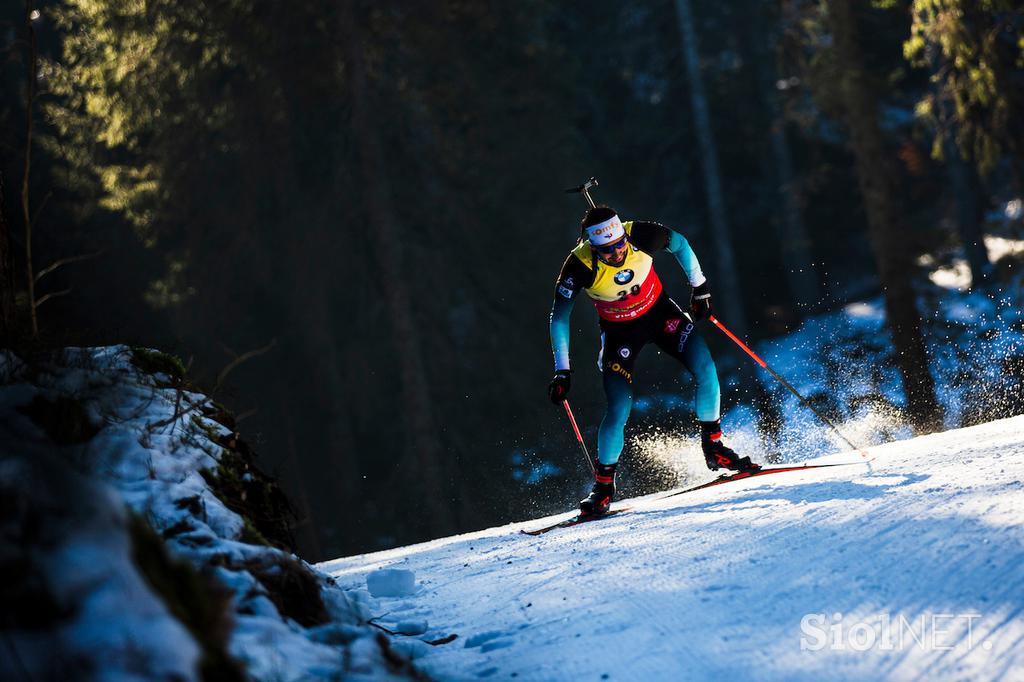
321, 417, 1024, 681
601, 234, 1024, 499
628, 285, 1024, 495
924, 235, 1024, 290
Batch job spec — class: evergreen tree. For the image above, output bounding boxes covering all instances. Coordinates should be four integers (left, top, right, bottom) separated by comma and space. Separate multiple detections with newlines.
824, 0, 942, 431
905, 0, 1024, 178
673, 0, 749, 340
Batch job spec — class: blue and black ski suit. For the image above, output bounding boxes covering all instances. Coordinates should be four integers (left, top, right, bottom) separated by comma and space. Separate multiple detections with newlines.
549, 220, 720, 466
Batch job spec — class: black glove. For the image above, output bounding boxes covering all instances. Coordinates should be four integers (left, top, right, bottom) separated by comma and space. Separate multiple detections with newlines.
548, 369, 572, 404
690, 282, 712, 321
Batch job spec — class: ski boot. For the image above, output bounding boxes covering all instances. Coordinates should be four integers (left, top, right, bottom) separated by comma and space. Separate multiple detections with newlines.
579, 463, 617, 516
700, 421, 760, 473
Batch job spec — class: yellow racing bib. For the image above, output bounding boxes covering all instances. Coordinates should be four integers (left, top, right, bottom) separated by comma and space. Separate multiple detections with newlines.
571, 222, 663, 321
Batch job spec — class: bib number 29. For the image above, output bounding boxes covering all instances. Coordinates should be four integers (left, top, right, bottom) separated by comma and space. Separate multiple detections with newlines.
617, 284, 641, 300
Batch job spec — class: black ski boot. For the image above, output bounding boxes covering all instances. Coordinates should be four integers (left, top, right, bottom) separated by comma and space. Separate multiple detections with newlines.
579, 463, 617, 516
700, 421, 760, 473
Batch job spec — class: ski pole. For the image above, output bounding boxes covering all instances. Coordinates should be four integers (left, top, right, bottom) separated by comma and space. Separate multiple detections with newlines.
708, 314, 864, 453
561, 400, 596, 475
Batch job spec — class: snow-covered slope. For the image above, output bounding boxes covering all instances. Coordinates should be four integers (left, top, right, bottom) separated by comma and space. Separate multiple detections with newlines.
320, 417, 1024, 681
0, 347, 416, 681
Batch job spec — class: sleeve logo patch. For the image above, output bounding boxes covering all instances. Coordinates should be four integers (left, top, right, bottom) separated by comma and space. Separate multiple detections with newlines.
558, 284, 574, 299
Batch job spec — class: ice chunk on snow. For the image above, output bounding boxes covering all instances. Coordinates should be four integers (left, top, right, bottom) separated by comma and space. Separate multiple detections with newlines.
366, 568, 416, 597
332, 588, 376, 620
396, 619, 428, 635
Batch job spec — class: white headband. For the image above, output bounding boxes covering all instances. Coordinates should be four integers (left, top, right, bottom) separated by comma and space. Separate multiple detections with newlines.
585, 215, 625, 246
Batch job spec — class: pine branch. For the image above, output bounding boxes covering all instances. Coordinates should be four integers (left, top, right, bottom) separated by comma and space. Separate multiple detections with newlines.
35, 249, 104, 283
34, 287, 70, 307
215, 338, 277, 393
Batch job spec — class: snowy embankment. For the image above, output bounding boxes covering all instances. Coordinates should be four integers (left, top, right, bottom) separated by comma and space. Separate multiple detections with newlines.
321, 417, 1024, 681
0, 347, 416, 681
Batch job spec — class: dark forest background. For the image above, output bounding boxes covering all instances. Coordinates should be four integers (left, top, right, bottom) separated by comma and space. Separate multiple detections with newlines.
2, 0, 1022, 560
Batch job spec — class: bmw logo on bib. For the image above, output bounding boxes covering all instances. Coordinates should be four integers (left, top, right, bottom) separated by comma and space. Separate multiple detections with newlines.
614, 269, 634, 285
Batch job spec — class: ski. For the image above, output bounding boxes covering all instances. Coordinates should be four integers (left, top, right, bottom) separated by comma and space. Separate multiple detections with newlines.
521, 461, 867, 536
520, 508, 633, 536
658, 461, 865, 499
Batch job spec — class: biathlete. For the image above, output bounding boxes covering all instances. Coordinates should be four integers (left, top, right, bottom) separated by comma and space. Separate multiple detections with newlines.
548, 205, 760, 515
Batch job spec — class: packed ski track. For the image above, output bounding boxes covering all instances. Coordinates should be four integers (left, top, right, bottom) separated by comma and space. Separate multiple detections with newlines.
320, 416, 1024, 681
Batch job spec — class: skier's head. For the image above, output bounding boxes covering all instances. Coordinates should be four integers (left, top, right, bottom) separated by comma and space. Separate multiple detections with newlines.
582, 206, 628, 266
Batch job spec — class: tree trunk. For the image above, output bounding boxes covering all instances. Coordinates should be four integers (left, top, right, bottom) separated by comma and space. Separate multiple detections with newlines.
826, 0, 943, 432
22, 0, 38, 338
284, 398, 325, 561
768, 113, 821, 311
747, 11, 821, 312
673, 0, 749, 339
923, 41, 991, 289
0, 173, 16, 343
946, 143, 991, 288
341, 4, 456, 536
